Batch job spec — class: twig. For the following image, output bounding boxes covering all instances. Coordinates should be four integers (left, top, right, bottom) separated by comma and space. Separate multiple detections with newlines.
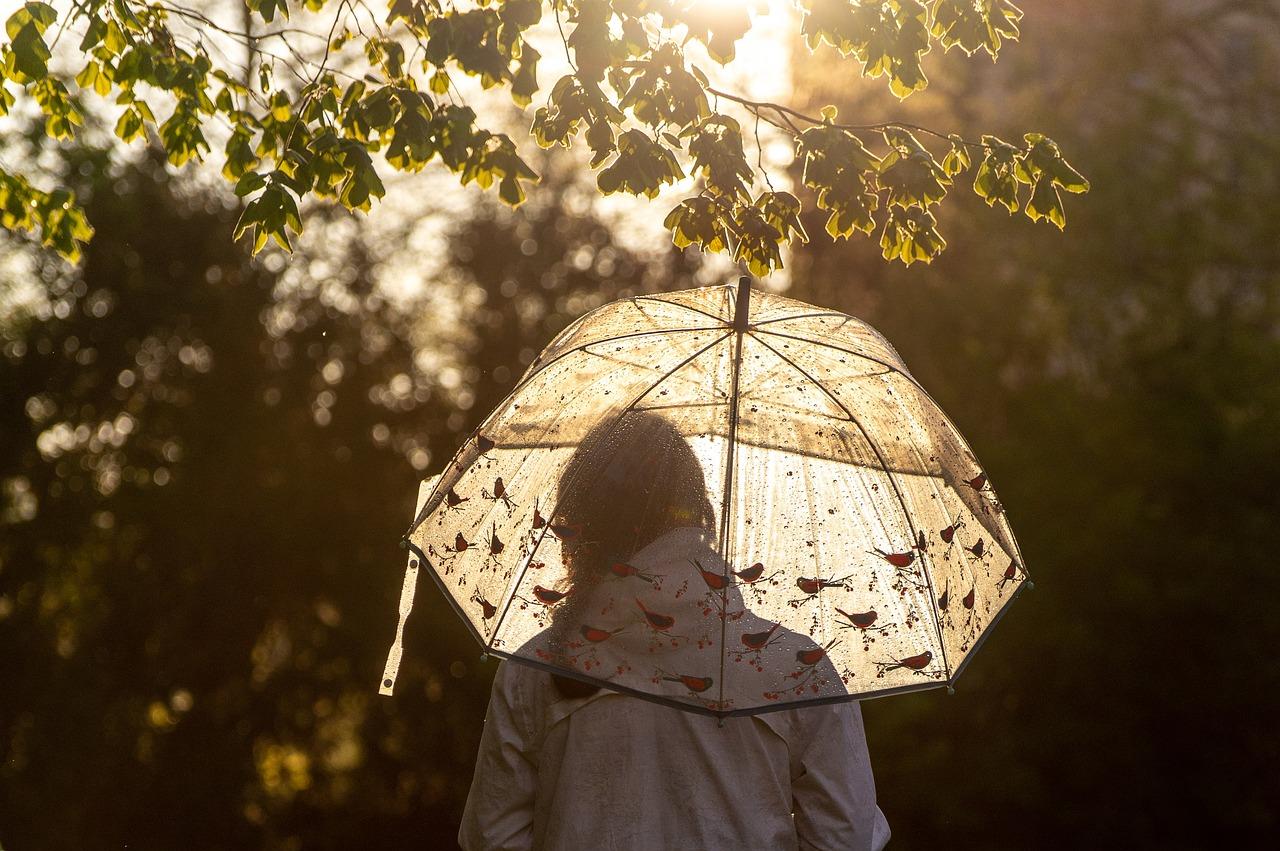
705, 86, 986, 148
753, 111, 774, 192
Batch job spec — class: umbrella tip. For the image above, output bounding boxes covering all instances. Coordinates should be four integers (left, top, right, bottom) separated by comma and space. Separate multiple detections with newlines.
947, 685, 956, 696
398, 537, 409, 550
733, 276, 751, 332
1025, 581, 1036, 592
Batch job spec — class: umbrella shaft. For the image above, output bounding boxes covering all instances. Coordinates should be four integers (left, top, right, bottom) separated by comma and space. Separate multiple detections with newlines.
733, 276, 752, 332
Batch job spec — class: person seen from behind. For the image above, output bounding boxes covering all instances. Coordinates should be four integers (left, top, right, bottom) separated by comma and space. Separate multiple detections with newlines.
459, 412, 891, 850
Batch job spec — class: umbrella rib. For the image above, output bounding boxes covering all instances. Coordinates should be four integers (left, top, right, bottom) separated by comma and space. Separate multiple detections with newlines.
510, 326, 720, 395
749, 310, 851, 328
750, 334, 953, 679
754, 329, 921, 393
486, 331, 734, 649
631, 292, 732, 325
713, 319, 748, 713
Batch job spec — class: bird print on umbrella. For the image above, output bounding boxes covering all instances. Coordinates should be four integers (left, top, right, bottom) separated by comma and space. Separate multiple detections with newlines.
835, 606, 890, 650
610, 561, 661, 584
940, 513, 964, 547
441, 487, 470, 515
997, 560, 1022, 593
731, 623, 783, 665
635, 598, 678, 634
660, 672, 715, 694
874, 650, 938, 678
789, 574, 854, 606
733, 561, 779, 584
581, 624, 627, 643
691, 558, 733, 592
483, 476, 516, 513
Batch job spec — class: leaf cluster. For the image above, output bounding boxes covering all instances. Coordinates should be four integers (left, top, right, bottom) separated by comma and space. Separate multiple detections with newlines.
0, 0, 1086, 272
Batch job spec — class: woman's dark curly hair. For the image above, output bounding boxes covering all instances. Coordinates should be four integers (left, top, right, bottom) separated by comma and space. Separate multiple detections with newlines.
548, 410, 716, 698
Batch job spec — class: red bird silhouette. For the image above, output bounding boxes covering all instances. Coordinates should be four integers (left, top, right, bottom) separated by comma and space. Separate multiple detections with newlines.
531, 505, 546, 529
835, 607, 879, 630
453, 532, 470, 553
663, 674, 713, 693
795, 575, 849, 595
795, 646, 827, 666
879, 650, 934, 673
533, 585, 569, 605
735, 562, 764, 582
913, 530, 929, 551
580, 625, 621, 643
636, 598, 675, 631
476, 434, 495, 453
964, 538, 986, 558
997, 560, 1020, 589
870, 548, 915, 568
694, 559, 729, 590
550, 523, 583, 541
740, 623, 781, 651
938, 583, 950, 611
473, 595, 497, 619
962, 587, 975, 610
445, 488, 467, 508
965, 472, 987, 491
484, 478, 514, 510
940, 517, 964, 544
610, 562, 655, 584
486, 527, 504, 555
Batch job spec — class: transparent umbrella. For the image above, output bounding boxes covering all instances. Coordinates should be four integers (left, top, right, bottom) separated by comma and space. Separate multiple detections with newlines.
380, 278, 1029, 717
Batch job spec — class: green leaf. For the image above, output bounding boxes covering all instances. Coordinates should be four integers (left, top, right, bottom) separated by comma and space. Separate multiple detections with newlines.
1050, 158, 1090, 194
931, 0, 1023, 58
879, 127, 950, 208
511, 45, 540, 107
114, 106, 144, 143
6, 2, 56, 40
8, 20, 52, 79
74, 61, 99, 91
596, 129, 681, 199
1025, 175, 1066, 228
973, 135, 1021, 213
880, 206, 946, 266
103, 19, 128, 55
941, 135, 972, 177
79, 17, 105, 51
664, 196, 730, 254
685, 115, 752, 201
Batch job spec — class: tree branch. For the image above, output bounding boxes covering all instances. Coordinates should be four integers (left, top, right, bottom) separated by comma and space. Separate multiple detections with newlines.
705, 86, 987, 149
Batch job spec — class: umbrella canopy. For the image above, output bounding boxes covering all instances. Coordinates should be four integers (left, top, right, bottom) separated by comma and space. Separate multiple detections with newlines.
385, 279, 1028, 717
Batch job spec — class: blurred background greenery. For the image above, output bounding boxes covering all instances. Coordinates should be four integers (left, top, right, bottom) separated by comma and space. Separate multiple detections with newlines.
2, 1, 1278, 848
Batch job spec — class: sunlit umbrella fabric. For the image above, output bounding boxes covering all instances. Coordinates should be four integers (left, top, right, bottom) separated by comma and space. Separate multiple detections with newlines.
396, 281, 1027, 716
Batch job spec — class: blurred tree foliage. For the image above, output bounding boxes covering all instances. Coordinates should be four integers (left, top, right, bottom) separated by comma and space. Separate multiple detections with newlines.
1, 0, 1276, 848
786, 0, 1280, 845
1, 0, 1084, 271
0, 119, 695, 846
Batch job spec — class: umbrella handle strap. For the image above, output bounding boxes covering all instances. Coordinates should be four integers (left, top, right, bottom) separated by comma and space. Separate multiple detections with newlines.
379, 541, 420, 696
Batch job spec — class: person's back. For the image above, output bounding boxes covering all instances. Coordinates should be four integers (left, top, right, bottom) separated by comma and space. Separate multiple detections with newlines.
460, 660, 891, 850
